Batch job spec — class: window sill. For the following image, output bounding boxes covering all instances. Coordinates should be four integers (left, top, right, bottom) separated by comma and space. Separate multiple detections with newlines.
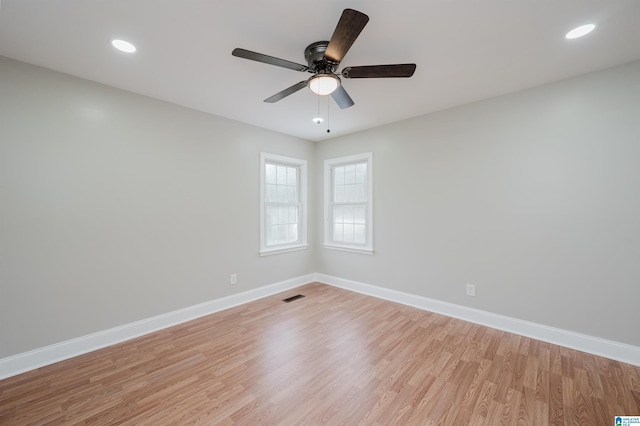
259, 244, 309, 256
322, 244, 374, 255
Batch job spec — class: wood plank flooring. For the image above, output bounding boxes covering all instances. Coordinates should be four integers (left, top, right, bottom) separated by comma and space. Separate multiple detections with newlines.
1, 283, 639, 425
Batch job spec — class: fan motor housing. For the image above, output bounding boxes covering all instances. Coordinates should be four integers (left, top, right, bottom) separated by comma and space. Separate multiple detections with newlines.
305, 41, 336, 72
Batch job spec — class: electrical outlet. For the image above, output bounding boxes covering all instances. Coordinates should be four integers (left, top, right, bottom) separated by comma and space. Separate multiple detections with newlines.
230, 274, 237, 285
466, 283, 476, 297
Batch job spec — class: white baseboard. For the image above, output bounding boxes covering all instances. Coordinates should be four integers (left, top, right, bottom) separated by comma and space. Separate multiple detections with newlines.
2, 272, 638, 380
0, 274, 314, 380
316, 273, 640, 367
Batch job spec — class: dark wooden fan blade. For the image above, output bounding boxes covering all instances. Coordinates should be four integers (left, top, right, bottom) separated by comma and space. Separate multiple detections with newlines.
342, 64, 417, 78
331, 85, 355, 109
324, 9, 369, 64
232, 48, 309, 72
264, 81, 308, 103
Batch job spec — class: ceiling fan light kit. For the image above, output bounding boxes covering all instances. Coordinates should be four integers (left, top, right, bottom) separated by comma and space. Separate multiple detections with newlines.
309, 74, 340, 95
232, 8, 416, 109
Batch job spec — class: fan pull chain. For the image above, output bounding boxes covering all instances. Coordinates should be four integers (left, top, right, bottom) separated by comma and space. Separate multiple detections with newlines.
326, 95, 331, 133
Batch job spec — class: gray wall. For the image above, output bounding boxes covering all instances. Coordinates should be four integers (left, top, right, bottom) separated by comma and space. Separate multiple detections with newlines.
2, 55, 639, 359
316, 60, 640, 347
0, 57, 317, 357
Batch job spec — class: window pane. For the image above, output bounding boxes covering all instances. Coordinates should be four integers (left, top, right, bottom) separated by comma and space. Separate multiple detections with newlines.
277, 165, 287, 184
343, 205, 354, 224
345, 164, 356, 184
278, 206, 288, 224
266, 204, 298, 245
354, 205, 366, 224
345, 184, 356, 202
333, 205, 344, 223
355, 183, 366, 202
287, 186, 297, 203
266, 184, 277, 203
278, 224, 288, 242
287, 167, 297, 186
335, 184, 345, 203
355, 163, 366, 183
354, 224, 366, 244
266, 164, 277, 184
343, 224, 354, 242
267, 206, 277, 226
289, 224, 298, 242
334, 166, 344, 186
267, 225, 278, 245
333, 223, 344, 241
276, 185, 286, 202
289, 206, 298, 223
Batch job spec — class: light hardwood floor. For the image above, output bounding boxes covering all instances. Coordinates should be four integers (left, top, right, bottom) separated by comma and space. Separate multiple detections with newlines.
1, 283, 639, 425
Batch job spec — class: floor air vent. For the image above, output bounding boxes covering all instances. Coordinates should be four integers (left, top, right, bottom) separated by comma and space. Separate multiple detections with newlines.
282, 294, 305, 303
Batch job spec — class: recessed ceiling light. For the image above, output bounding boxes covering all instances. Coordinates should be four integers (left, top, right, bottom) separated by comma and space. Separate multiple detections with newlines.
565, 24, 595, 39
111, 39, 136, 53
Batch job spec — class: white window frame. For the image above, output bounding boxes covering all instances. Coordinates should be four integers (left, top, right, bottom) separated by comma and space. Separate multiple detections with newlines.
260, 152, 308, 255
323, 152, 373, 254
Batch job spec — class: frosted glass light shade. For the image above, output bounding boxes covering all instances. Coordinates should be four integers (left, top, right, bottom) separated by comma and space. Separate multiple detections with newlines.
309, 75, 339, 95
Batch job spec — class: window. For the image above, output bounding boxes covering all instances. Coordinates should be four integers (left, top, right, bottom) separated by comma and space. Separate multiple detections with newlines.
324, 153, 373, 254
260, 153, 307, 255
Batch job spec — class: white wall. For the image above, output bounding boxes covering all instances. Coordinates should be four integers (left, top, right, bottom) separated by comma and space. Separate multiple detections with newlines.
0, 57, 317, 358
316, 60, 640, 347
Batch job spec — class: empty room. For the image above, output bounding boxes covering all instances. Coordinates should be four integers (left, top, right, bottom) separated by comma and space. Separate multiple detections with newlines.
1, 1, 639, 425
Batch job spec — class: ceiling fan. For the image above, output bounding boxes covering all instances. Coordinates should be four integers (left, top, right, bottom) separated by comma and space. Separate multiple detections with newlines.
232, 8, 416, 109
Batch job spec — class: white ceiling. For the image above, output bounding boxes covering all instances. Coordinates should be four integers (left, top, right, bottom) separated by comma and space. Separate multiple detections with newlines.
1, 0, 639, 142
